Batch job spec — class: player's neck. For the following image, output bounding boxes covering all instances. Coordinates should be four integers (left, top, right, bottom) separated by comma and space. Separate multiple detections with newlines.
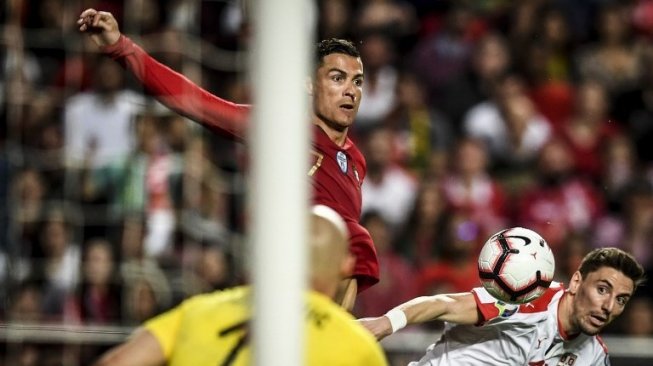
311, 279, 338, 300
558, 291, 579, 338
313, 120, 348, 147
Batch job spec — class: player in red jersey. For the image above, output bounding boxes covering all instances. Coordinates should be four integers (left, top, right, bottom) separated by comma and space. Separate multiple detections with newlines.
77, 8, 378, 309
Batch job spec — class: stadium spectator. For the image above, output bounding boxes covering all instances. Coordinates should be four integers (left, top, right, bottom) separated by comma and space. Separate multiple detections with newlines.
558, 79, 622, 183
574, 2, 646, 98
360, 247, 646, 365
38, 208, 80, 291
354, 0, 417, 43
416, 212, 484, 301
318, 0, 353, 40
1, 23, 42, 108
515, 138, 604, 250
530, 5, 574, 82
37, 207, 81, 319
394, 180, 449, 266
0, 138, 8, 253
354, 211, 418, 319
177, 136, 232, 246
410, 3, 482, 104
592, 179, 653, 270
361, 126, 417, 232
384, 69, 454, 175
518, 5, 576, 131
438, 32, 511, 132
77, 8, 380, 309
611, 50, 653, 166
6, 281, 44, 323
497, 93, 552, 181
63, 56, 144, 169
118, 214, 172, 324
441, 137, 508, 238
620, 297, 653, 336
64, 238, 122, 325
507, 0, 544, 64
10, 168, 48, 282
121, 0, 162, 36
92, 205, 388, 365
122, 277, 166, 326
170, 235, 235, 301
524, 42, 575, 133
598, 135, 639, 213
161, 114, 194, 154
186, 243, 237, 294
554, 232, 593, 283
463, 72, 551, 172
353, 30, 399, 134
3, 282, 47, 366
80, 110, 183, 257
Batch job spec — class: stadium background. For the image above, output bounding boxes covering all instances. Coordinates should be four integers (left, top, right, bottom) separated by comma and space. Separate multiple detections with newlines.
1, 0, 653, 364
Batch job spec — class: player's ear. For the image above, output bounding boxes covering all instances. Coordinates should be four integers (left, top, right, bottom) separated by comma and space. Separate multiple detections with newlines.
568, 271, 582, 294
340, 253, 355, 279
306, 77, 314, 95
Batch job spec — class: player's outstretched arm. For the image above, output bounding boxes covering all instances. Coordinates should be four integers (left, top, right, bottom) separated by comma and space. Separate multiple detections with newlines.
92, 327, 166, 366
77, 8, 121, 48
358, 292, 478, 340
76, 9, 250, 141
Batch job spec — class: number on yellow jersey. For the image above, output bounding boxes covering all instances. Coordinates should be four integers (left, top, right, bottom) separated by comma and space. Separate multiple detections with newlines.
218, 320, 249, 366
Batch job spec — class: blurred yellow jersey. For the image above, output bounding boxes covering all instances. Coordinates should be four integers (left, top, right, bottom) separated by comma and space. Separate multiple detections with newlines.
144, 286, 388, 366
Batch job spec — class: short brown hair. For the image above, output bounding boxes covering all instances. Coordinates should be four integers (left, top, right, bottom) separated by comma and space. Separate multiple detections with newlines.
315, 39, 360, 67
578, 247, 646, 288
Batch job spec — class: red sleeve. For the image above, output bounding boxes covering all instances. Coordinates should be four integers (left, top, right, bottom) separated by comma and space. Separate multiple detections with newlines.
347, 220, 379, 292
471, 287, 520, 324
472, 289, 501, 323
101, 35, 251, 141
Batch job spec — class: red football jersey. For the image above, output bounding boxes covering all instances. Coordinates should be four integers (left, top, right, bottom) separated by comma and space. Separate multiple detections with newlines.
103, 36, 379, 291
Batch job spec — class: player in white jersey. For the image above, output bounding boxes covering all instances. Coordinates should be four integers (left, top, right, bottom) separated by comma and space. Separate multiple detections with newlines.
360, 247, 646, 366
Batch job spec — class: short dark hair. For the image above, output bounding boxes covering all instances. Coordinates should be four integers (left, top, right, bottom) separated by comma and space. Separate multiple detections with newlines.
316, 38, 360, 67
578, 247, 646, 288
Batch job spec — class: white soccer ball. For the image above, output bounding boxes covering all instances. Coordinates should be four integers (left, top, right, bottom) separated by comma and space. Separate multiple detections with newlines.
478, 227, 555, 304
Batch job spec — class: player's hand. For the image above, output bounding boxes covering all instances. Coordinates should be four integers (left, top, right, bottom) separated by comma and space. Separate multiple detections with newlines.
77, 8, 121, 47
357, 316, 393, 341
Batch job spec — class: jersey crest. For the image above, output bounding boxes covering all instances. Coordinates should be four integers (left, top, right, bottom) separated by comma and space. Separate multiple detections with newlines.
336, 151, 347, 173
556, 353, 577, 365
495, 301, 519, 318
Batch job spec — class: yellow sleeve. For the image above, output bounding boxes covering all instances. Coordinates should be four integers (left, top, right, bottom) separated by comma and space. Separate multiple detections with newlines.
362, 340, 389, 366
304, 292, 390, 365
143, 305, 183, 359
347, 320, 389, 366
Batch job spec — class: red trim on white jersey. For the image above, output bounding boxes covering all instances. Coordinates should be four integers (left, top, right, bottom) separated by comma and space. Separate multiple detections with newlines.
519, 283, 564, 314
473, 282, 565, 324
473, 289, 501, 323
596, 335, 609, 354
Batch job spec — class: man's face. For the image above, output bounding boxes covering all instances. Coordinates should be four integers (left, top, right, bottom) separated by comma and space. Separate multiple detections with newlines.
569, 267, 635, 335
312, 53, 364, 131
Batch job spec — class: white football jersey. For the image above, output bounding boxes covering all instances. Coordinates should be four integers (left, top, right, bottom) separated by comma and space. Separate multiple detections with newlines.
409, 283, 610, 366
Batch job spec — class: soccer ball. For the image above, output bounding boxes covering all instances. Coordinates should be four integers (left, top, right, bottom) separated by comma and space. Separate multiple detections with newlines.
478, 227, 555, 304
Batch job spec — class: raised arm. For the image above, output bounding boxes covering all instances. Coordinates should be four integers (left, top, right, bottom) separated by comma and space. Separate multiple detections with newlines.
358, 292, 479, 340
77, 8, 250, 141
77, 9, 121, 46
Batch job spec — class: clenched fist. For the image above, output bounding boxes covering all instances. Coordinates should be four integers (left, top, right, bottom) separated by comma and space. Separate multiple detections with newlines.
77, 8, 121, 48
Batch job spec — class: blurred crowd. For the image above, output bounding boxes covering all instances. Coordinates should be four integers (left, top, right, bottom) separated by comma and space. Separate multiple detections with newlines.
2, 0, 653, 364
